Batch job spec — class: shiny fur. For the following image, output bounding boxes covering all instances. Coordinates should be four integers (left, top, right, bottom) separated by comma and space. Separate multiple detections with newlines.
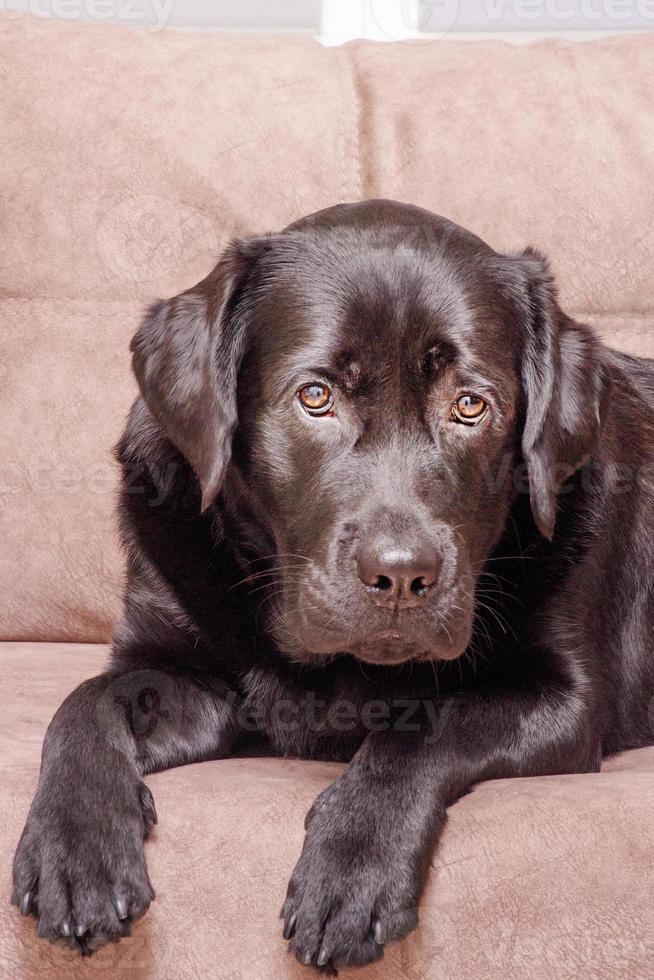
12, 201, 654, 970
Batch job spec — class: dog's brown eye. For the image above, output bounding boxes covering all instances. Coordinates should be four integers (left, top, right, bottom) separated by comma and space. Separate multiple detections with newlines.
452, 394, 489, 425
298, 383, 334, 416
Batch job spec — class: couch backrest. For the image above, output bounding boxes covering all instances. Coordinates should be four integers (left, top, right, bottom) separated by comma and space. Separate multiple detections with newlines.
2, 12, 653, 642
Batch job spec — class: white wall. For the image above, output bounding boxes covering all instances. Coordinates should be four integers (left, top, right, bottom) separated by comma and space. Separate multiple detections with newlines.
0, 0, 321, 32
321, 0, 654, 43
2, 0, 654, 38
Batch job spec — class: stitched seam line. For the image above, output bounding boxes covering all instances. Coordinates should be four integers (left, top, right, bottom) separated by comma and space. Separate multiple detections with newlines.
571, 312, 654, 319
344, 41, 365, 201
333, 43, 349, 206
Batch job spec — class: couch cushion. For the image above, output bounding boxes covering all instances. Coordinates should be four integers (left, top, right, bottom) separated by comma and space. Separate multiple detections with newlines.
2, 14, 654, 642
2, 642, 653, 979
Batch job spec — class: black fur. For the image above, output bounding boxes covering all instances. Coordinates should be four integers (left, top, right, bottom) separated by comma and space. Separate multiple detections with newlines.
12, 200, 654, 969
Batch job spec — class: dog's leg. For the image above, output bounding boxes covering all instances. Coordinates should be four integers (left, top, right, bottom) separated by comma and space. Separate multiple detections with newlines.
283, 672, 596, 970
11, 664, 239, 953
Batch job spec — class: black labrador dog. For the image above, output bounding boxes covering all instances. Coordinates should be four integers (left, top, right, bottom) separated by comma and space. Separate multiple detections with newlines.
12, 199, 654, 969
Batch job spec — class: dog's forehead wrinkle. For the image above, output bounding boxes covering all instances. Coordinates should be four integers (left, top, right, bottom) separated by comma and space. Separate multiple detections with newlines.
266, 219, 483, 318
252, 237, 513, 403
348, 250, 474, 328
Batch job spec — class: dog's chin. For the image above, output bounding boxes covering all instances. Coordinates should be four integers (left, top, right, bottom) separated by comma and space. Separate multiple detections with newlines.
350, 630, 465, 665
285, 625, 468, 666
350, 632, 432, 665
277, 608, 473, 666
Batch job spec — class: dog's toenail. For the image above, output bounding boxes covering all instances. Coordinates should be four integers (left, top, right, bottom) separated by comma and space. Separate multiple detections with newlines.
283, 911, 297, 939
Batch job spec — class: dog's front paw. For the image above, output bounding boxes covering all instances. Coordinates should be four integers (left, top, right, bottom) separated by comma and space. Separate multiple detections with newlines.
12, 774, 156, 954
281, 779, 422, 971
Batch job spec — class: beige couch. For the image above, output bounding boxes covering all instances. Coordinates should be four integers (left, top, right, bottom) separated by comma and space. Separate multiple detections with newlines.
2, 12, 654, 978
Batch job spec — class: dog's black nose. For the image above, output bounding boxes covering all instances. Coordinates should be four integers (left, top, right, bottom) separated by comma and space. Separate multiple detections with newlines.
356, 536, 440, 608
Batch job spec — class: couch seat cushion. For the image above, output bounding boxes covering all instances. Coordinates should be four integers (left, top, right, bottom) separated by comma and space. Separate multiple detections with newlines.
2, 642, 653, 979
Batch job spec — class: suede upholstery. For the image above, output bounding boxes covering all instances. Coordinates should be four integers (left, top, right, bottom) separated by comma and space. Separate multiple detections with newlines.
1, 12, 654, 978
2, 644, 653, 978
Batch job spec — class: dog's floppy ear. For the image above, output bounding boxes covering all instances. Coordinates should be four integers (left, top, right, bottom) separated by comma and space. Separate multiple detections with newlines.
131, 237, 269, 511
514, 248, 610, 540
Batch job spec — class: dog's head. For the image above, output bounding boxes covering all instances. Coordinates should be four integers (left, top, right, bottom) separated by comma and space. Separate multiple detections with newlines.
132, 200, 609, 665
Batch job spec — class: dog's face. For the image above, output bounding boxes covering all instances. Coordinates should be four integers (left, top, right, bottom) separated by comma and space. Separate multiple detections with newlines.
132, 200, 608, 665
234, 214, 523, 665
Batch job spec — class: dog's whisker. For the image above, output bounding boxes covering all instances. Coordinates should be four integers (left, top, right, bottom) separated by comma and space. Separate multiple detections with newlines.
230, 564, 311, 591
245, 578, 306, 598
474, 600, 519, 643
239, 552, 313, 568
473, 555, 539, 566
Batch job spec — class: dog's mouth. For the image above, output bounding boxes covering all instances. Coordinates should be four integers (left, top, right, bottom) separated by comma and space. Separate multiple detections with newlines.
275, 578, 475, 666
351, 631, 429, 665
349, 629, 463, 666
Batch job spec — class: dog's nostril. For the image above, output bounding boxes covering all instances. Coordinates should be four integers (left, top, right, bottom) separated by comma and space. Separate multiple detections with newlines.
410, 575, 428, 595
356, 539, 441, 605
